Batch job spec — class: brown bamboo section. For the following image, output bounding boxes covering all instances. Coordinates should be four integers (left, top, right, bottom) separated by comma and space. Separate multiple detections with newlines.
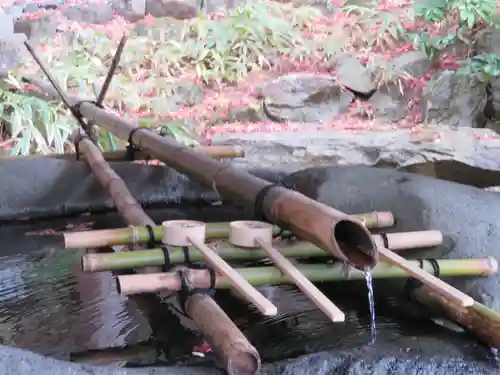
26, 77, 378, 270
0, 145, 245, 162
411, 282, 500, 348
68, 129, 261, 375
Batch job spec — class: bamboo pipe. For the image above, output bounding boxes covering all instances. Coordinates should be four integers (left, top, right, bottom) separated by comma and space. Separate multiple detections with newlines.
81, 230, 443, 273
410, 278, 500, 349
229, 220, 345, 322
68, 129, 261, 375
115, 257, 498, 295
63, 211, 396, 249
0, 145, 245, 162
161, 220, 278, 316
23, 77, 379, 270
379, 247, 474, 307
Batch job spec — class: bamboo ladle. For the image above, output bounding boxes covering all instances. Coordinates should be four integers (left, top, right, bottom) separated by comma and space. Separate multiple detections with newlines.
162, 220, 278, 316
229, 221, 345, 322
378, 247, 474, 307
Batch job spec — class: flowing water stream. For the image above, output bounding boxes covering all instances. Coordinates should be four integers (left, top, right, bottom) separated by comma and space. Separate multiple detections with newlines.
364, 268, 377, 344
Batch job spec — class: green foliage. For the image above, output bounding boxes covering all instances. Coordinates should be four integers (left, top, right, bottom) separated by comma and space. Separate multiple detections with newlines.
412, 0, 499, 59
4, 0, 329, 155
342, 2, 408, 50
458, 53, 500, 80
0, 75, 75, 156
185, 4, 299, 83
410, 32, 457, 59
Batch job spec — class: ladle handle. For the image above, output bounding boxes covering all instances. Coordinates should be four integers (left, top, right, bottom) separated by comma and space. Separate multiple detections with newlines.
379, 247, 474, 307
256, 237, 345, 322
189, 237, 278, 316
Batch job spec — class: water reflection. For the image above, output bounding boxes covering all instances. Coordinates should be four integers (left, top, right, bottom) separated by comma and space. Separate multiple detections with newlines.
0, 248, 150, 360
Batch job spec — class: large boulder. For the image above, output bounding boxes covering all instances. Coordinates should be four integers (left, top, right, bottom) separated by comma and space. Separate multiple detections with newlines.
209, 125, 500, 170
475, 27, 500, 120
421, 70, 487, 128
258, 73, 354, 123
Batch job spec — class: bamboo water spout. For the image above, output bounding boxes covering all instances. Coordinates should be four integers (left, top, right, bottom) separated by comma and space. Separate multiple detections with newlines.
23, 76, 379, 270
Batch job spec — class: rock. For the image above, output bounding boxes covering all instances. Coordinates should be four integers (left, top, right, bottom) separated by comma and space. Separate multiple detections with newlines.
111, 0, 146, 22
60, 3, 115, 24
367, 84, 409, 122
22, 3, 39, 13
38, 0, 60, 10
209, 125, 500, 170
202, 0, 246, 13
145, 0, 201, 19
132, 16, 185, 39
0, 9, 14, 38
421, 70, 487, 128
476, 28, 500, 119
173, 81, 204, 107
259, 73, 354, 123
3, 5, 24, 20
227, 103, 268, 123
277, 0, 337, 15
0, 33, 28, 76
391, 50, 432, 77
333, 54, 376, 95
14, 13, 58, 42
146, 81, 204, 116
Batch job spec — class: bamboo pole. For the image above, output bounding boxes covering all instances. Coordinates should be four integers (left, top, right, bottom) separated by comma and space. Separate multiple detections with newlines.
81, 230, 443, 273
409, 273, 500, 348
23, 77, 379, 270
63, 211, 396, 249
0, 146, 245, 162
68, 129, 261, 375
115, 257, 498, 295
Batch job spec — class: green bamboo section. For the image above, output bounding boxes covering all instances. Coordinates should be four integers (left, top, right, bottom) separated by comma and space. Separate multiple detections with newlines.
65, 211, 392, 249
82, 240, 326, 272
116, 258, 497, 296
222, 258, 496, 287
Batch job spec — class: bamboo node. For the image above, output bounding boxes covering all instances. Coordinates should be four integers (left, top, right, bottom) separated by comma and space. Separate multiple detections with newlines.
129, 225, 139, 244
229, 221, 273, 248
162, 220, 206, 246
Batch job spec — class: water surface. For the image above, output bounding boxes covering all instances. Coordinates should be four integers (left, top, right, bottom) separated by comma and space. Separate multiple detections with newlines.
0, 221, 483, 368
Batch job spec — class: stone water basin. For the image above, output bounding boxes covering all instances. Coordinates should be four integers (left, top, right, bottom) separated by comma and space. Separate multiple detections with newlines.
0, 160, 499, 374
